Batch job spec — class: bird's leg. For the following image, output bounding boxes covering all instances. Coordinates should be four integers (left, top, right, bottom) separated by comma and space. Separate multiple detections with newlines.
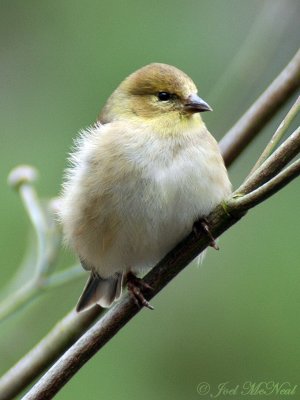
193, 218, 219, 250
126, 272, 154, 310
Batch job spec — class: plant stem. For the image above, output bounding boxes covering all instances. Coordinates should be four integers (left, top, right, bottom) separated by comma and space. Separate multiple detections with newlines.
219, 49, 300, 166
250, 96, 300, 174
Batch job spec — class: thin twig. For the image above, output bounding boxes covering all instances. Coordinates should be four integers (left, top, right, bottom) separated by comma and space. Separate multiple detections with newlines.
0, 281, 40, 322
0, 307, 103, 400
219, 49, 300, 166
237, 127, 300, 195
0, 182, 82, 324
0, 268, 84, 323
228, 158, 300, 211
250, 96, 300, 174
45, 265, 84, 289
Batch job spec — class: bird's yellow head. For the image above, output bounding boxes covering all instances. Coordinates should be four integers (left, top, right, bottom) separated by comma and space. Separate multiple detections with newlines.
99, 63, 212, 129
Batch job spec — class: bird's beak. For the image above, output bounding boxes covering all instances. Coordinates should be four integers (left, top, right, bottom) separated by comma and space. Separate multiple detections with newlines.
184, 94, 213, 113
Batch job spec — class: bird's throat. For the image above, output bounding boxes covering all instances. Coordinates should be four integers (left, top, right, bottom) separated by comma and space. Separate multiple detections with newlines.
149, 112, 204, 138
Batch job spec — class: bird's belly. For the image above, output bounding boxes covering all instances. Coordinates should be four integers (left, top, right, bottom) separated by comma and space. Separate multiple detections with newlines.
104, 151, 229, 275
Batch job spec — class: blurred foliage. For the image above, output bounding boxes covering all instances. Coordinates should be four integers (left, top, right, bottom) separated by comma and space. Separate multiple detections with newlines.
0, 1, 299, 399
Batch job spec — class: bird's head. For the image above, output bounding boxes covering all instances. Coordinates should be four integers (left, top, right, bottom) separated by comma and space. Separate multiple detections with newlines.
99, 63, 212, 126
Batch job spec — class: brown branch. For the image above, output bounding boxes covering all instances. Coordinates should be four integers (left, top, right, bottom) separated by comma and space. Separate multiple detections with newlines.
250, 96, 300, 173
228, 158, 300, 211
237, 127, 300, 195
0, 50, 299, 400
0, 308, 102, 400
219, 49, 300, 166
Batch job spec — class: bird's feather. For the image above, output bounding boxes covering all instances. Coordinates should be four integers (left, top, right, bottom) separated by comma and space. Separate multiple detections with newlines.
76, 271, 123, 311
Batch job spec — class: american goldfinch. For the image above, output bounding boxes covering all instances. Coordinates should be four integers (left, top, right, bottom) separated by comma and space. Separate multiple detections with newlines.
59, 63, 231, 311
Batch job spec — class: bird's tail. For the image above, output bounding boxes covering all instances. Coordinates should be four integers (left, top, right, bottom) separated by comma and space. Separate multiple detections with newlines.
76, 272, 123, 312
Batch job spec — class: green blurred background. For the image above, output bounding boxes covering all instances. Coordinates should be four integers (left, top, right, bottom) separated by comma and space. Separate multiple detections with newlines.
1, 1, 300, 399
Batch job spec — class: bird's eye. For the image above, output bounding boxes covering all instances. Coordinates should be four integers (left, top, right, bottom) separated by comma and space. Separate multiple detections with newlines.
157, 92, 171, 101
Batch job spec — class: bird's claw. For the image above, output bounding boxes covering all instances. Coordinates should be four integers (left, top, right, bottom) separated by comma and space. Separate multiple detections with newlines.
193, 218, 219, 250
126, 273, 154, 310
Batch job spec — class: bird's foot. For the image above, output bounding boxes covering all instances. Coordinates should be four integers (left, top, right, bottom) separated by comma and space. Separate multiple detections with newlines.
193, 218, 219, 250
126, 272, 154, 310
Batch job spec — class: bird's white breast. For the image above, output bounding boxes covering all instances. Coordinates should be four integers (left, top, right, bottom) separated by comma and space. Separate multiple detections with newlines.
60, 121, 231, 278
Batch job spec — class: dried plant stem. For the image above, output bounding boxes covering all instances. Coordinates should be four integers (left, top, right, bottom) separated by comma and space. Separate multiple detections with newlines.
250, 96, 300, 173
219, 49, 300, 166
238, 127, 300, 195
228, 158, 300, 211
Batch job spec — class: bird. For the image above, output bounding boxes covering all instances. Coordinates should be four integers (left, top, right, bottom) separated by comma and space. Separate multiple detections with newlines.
59, 63, 232, 312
